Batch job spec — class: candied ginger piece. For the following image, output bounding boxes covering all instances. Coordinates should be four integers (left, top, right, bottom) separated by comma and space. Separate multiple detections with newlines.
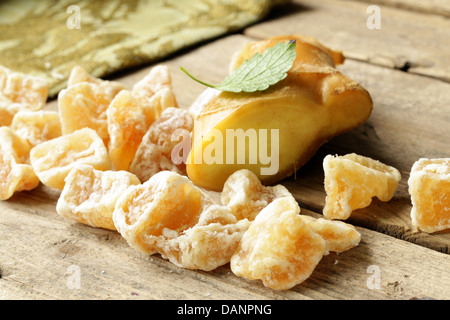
107, 91, 156, 171
189, 88, 222, 117
0, 65, 48, 126
323, 153, 401, 220
58, 80, 125, 145
67, 66, 126, 94
197, 203, 238, 226
11, 110, 62, 147
57, 165, 140, 230
67, 65, 99, 86
130, 107, 194, 182
113, 171, 214, 254
131, 65, 178, 119
408, 158, 450, 233
145, 87, 178, 119
0, 127, 39, 200
30, 128, 111, 190
188, 87, 220, 118
221, 169, 293, 221
230, 197, 326, 290
131, 65, 173, 99
155, 205, 251, 271
107, 66, 177, 171
68, 66, 102, 87
300, 215, 361, 254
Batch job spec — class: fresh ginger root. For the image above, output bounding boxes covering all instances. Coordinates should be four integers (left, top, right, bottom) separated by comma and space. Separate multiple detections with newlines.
186, 35, 373, 191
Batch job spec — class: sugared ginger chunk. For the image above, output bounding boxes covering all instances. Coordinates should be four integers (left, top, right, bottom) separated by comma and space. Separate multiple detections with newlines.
230, 197, 326, 290
113, 171, 214, 254
11, 110, 62, 147
56, 165, 140, 230
130, 107, 194, 182
221, 169, 292, 221
0, 65, 48, 126
113, 171, 250, 271
107, 65, 177, 171
300, 215, 361, 254
30, 128, 111, 190
155, 204, 250, 271
0, 127, 39, 200
408, 158, 450, 233
323, 153, 401, 220
58, 67, 125, 145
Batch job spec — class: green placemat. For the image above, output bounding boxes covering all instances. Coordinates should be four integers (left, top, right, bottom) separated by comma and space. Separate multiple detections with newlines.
0, 0, 288, 97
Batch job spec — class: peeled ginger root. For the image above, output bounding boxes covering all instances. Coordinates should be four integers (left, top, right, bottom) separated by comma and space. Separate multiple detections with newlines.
187, 35, 373, 191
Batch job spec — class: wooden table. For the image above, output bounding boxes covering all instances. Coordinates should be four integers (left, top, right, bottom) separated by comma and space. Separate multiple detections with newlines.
1, 0, 449, 300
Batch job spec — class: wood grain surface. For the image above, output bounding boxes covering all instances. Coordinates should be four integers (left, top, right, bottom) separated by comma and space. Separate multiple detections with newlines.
1, 0, 449, 300
2, 184, 449, 300
245, 0, 450, 82
347, 0, 450, 17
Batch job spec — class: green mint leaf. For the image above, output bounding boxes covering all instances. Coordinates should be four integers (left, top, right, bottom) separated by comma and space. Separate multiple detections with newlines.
180, 40, 297, 93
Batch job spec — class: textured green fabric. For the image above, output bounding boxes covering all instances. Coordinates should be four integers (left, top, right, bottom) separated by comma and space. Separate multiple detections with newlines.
0, 0, 287, 97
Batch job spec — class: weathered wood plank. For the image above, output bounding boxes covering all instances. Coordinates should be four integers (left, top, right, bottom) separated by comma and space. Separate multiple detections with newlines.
344, 0, 450, 18
1, 185, 449, 299
244, 0, 450, 82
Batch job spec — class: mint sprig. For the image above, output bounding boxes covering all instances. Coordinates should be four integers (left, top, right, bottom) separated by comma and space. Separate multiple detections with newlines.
180, 40, 297, 93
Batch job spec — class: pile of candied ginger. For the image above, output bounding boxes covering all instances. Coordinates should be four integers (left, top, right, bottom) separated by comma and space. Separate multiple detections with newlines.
0, 64, 448, 290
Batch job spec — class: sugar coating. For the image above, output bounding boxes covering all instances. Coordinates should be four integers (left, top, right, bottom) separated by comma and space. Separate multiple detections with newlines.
0, 65, 48, 126
0, 127, 39, 200
155, 205, 250, 271
113, 171, 250, 271
323, 153, 401, 220
132, 65, 172, 97
113, 171, 214, 254
130, 107, 194, 182
188, 87, 221, 117
57, 164, 140, 230
408, 158, 450, 233
59, 66, 125, 146
230, 197, 326, 290
107, 66, 177, 171
300, 215, 361, 254
107, 90, 158, 171
11, 110, 62, 147
30, 128, 111, 190
221, 169, 293, 221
